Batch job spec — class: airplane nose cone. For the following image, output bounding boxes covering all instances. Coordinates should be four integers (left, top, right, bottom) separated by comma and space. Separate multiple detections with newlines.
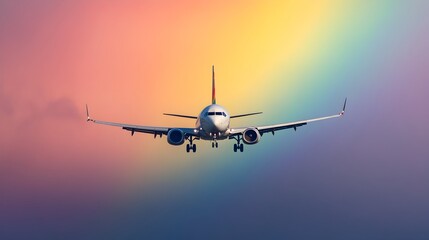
202, 116, 228, 133
213, 117, 228, 132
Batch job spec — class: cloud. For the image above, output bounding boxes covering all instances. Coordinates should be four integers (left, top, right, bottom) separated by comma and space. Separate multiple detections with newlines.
44, 97, 80, 120
0, 94, 14, 116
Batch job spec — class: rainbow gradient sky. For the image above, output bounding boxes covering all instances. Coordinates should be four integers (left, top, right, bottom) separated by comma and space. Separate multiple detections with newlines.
1, 1, 429, 239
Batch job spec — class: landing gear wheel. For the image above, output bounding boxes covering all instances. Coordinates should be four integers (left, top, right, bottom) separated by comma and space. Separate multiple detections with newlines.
232, 136, 244, 153
212, 142, 215, 148
186, 137, 197, 153
215, 142, 218, 148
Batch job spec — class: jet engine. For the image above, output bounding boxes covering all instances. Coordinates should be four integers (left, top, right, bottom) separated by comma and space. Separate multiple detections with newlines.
167, 129, 185, 145
242, 128, 261, 145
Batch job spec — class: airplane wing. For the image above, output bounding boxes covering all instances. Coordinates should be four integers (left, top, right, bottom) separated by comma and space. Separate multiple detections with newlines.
163, 113, 198, 119
86, 105, 197, 137
230, 112, 263, 118
229, 98, 347, 136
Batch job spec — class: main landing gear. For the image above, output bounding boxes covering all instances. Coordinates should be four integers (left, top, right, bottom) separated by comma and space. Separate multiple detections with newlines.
186, 137, 197, 153
231, 135, 244, 152
233, 143, 244, 152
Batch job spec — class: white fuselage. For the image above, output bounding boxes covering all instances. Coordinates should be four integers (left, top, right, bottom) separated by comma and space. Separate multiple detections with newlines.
196, 104, 230, 140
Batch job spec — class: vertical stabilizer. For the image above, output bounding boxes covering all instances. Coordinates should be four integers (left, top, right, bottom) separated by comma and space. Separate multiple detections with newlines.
212, 65, 216, 104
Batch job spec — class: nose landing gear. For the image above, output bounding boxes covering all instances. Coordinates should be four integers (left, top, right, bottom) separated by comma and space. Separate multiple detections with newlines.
211, 141, 219, 148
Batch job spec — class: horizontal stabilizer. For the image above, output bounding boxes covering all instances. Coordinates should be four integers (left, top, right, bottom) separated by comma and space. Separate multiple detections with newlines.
230, 112, 263, 119
163, 113, 198, 119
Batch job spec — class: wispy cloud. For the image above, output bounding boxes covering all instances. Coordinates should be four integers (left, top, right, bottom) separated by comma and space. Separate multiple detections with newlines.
44, 97, 80, 120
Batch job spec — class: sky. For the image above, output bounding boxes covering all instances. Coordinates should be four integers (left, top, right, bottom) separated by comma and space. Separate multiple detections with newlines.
1, 0, 429, 239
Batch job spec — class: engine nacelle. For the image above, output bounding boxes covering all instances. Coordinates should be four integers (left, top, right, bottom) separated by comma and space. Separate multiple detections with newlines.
167, 129, 185, 145
242, 128, 261, 145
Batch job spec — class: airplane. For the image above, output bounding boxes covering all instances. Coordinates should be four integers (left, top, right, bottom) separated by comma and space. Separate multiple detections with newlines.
86, 66, 346, 153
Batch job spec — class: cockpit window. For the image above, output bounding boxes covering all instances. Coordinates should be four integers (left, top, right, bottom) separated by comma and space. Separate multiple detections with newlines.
206, 111, 227, 117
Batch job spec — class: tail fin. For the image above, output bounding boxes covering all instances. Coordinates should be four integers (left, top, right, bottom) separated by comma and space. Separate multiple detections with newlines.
212, 65, 216, 104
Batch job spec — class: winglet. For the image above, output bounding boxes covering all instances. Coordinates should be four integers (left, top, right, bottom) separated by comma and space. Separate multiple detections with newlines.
212, 65, 216, 104
86, 104, 94, 122
340, 98, 347, 116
